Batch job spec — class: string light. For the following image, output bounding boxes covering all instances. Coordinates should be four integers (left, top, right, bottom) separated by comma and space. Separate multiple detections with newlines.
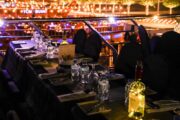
0, 19, 4, 27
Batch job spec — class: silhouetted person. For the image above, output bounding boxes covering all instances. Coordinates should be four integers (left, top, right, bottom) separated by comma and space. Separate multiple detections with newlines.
156, 31, 180, 100
144, 31, 180, 100
124, 31, 130, 42
72, 29, 87, 54
150, 36, 161, 54
138, 25, 151, 58
83, 31, 102, 62
115, 33, 143, 79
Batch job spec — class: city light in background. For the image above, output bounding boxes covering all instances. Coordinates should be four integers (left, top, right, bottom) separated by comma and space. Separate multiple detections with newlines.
0, 0, 179, 19
0, 19, 4, 27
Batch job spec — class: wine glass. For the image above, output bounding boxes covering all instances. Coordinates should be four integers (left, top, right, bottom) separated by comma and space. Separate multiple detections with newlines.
97, 77, 110, 112
87, 64, 99, 92
71, 59, 80, 82
46, 41, 55, 59
80, 64, 89, 84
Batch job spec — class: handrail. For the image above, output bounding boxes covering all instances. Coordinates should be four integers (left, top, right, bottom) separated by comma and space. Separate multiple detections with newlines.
0, 36, 31, 38
29, 22, 51, 39
84, 21, 118, 63
1, 15, 178, 63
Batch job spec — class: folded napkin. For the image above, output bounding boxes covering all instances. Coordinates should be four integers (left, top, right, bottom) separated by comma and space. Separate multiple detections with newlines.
57, 91, 96, 102
19, 51, 36, 57
49, 77, 72, 86
107, 73, 125, 81
25, 52, 46, 60
15, 46, 34, 52
146, 100, 180, 113
38, 72, 69, 80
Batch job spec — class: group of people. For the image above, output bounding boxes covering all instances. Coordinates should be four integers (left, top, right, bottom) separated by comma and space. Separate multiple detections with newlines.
115, 30, 180, 100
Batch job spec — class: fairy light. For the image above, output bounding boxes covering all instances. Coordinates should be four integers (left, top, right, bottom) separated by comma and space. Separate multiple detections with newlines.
0, 19, 4, 27
4, 10, 8, 13
108, 16, 115, 24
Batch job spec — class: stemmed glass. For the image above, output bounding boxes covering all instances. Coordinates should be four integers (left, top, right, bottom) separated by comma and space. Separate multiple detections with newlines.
80, 63, 89, 84
87, 64, 99, 92
46, 41, 55, 59
71, 59, 80, 82
97, 76, 110, 112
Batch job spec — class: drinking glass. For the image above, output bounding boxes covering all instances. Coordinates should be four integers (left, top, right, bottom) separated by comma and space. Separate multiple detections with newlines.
97, 78, 110, 112
87, 64, 99, 92
71, 59, 80, 82
124, 79, 134, 109
80, 65, 89, 84
98, 79, 109, 102
46, 45, 54, 59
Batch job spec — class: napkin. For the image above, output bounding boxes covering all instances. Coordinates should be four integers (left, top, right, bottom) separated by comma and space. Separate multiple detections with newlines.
24, 52, 46, 60
19, 51, 36, 57
146, 100, 180, 113
15, 46, 34, 52
107, 73, 125, 81
38, 72, 69, 80
57, 91, 96, 102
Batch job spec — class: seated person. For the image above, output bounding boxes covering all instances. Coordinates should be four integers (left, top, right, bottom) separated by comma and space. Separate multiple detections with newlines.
144, 31, 180, 100
156, 31, 180, 100
150, 36, 161, 54
115, 33, 143, 79
72, 29, 87, 55
83, 31, 102, 62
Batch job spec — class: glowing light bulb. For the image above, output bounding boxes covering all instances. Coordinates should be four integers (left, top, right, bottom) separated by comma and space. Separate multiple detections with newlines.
0, 19, 4, 27
108, 17, 115, 24
153, 15, 159, 20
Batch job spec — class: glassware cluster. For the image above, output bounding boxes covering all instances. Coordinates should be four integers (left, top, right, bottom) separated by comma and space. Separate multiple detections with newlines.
31, 31, 59, 59
70, 61, 110, 102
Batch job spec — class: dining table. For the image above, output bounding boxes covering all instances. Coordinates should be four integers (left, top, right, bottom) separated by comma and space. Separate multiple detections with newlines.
1, 39, 180, 120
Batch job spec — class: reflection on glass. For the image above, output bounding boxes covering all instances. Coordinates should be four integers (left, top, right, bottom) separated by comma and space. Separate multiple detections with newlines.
97, 78, 111, 112
98, 79, 109, 102
71, 59, 80, 82
80, 65, 89, 84
46, 41, 54, 58
87, 64, 99, 92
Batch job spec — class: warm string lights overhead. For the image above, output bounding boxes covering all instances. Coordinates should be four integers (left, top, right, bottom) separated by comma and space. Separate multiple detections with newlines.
0, 1, 126, 18
1, 0, 180, 19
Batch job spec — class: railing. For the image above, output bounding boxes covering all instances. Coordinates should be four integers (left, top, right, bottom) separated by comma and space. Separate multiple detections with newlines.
1, 15, 179, 66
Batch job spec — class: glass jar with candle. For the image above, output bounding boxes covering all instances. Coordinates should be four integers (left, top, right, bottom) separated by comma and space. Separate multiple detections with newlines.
61, 30, 69, 45
128, 60, 145, 120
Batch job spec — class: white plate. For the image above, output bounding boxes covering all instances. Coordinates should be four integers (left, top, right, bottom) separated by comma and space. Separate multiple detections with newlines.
12, 41, 26, 44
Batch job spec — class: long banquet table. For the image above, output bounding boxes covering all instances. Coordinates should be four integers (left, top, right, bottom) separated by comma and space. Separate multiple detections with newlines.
1, 40, 180, 120
1, 40, 94, 120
